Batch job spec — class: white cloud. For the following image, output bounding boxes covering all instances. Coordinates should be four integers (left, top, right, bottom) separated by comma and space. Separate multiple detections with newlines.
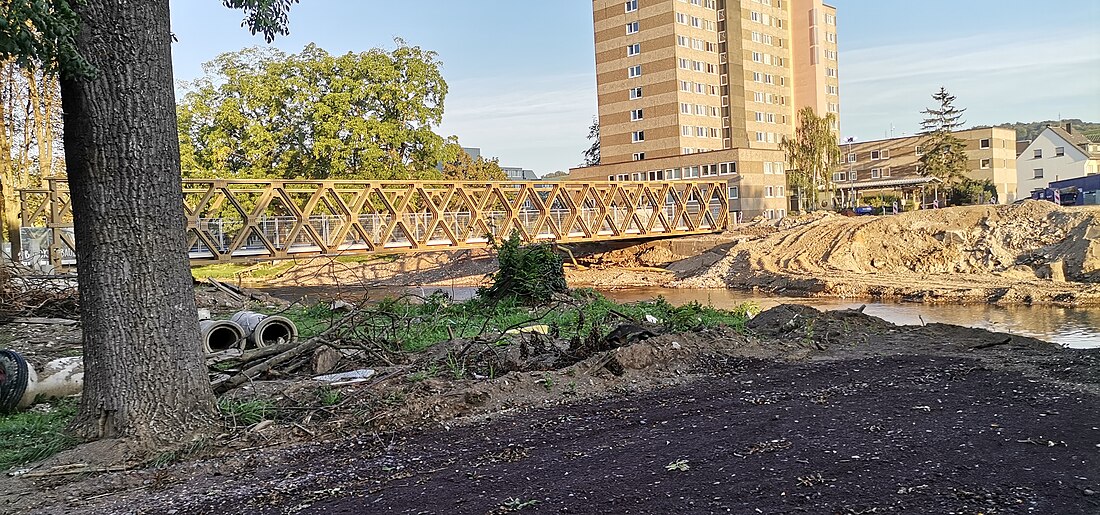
841, 32, 1100, 140
439, 73, 597, 174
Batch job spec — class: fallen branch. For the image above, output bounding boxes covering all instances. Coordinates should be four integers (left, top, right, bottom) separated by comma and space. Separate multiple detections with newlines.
213, 312, 358, 394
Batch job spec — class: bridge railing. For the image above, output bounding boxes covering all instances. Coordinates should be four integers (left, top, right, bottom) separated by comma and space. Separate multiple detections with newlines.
19, 178, 728, 267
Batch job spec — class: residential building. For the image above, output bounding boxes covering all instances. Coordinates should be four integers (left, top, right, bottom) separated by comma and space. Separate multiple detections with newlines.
836, 127, 1018, 207
570, 0, 840, 220
1016, 124, 1100, 199
502, 167, 539, 180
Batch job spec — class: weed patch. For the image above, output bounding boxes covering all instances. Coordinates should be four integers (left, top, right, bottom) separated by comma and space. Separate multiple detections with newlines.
0, 399, 77, 471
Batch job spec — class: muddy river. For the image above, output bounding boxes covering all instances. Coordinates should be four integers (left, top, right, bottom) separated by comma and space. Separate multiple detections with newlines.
260, 286, 1100, 350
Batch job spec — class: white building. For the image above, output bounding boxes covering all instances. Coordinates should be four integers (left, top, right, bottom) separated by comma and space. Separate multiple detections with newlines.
1016, 124, 1100, 198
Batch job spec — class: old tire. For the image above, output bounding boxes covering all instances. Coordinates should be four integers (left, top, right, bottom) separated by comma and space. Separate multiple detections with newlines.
0, 349, 30, 414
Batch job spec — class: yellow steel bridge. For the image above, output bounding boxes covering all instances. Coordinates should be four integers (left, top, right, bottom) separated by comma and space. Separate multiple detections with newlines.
18, 178, 728, 268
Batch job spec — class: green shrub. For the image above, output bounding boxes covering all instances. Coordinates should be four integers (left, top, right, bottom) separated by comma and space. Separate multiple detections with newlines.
479, 231, 567, 304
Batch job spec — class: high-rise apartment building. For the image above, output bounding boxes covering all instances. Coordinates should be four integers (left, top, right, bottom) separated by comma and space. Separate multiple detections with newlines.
570, 0, 840, 220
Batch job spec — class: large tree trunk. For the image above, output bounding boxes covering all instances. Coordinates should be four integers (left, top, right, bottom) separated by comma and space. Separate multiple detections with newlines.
61, 0, 216, 445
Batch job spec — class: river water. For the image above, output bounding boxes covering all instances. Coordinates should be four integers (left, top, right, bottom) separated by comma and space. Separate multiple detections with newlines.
260, 285, 1099, 350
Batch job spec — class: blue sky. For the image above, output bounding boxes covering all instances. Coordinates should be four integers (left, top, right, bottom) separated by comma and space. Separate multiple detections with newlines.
169, 0, 1100, 175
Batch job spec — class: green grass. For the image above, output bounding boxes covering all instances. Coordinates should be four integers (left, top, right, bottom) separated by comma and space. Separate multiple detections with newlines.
218, 399, 277, 426
334, 254, 400, 264
190, 261, 295, 281
0, 400, 78, 471
278, 290, 758, 354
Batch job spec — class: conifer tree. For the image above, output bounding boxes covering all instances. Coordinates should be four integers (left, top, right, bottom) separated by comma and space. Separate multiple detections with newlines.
581, 116, 600, 167
918, 87, 969, 185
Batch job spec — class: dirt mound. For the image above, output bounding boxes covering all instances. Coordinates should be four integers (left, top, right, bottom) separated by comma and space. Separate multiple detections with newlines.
674, 202, 1100, 305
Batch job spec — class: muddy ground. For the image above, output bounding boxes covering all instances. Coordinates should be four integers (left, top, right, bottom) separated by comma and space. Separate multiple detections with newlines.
2, 305, 1097, 514
239, 202, 1100, 306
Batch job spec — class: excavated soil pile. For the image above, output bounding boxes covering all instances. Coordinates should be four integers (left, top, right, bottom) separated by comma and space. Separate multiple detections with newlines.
675, 201, 1100, 304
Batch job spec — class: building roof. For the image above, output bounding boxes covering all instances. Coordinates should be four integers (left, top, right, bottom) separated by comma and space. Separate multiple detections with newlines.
1047, 125, 1100, 158
845, 176, 943, 190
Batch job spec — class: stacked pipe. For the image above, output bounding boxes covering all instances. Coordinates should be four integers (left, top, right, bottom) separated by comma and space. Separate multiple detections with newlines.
1, 312, 299, 412
200, 311, 298, 355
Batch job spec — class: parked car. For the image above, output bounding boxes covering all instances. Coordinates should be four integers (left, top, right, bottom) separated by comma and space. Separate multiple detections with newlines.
854, 206, 875, 216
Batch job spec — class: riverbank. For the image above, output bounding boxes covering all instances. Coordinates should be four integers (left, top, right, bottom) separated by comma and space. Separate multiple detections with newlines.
2, 304, 1097, 513
211, 201, 1100, 306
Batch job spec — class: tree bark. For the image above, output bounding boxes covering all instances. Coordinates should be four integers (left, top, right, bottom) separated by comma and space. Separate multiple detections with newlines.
61, 0, 216, 446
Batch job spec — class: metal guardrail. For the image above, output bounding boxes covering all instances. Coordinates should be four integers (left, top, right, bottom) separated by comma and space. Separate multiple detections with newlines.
19, 178, 728, 268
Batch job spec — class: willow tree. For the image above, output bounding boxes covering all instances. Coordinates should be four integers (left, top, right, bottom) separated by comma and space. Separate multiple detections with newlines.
0, 0, 296, 452
779, 107, 841, 211
918, 87, 968, 186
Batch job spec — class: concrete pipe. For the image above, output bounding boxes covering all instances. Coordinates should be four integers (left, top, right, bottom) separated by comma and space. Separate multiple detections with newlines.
0, 350, 84, 412
200, 319, 247, 355
230, 311, 299, 349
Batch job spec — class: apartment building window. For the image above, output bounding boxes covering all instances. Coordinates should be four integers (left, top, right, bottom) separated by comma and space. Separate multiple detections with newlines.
1033, 168, 1043, 178
752, 51, 762, 63
625, 0, 638, 12
695, 82, 705, 93
628, 65, 642, 77
825, 13, 835, 24
764, 74, 774, 84
980, 138, 990, 149
696, 126, 707, 137
679, 58, 690, 69
630, 109, 643, 121
871, 168, 881, 178
692, 60, 704, 72
882, 167, 890, 177
777, 186, 785, 197
618, 174, 629, 181
681, 103, 690, 114
763, 54, 772, 65
630, 87, 643, 99
706, 63, 717, 73
728, 186, 739, 200
765, 186, 775, 198
764, 162, 773, 174
632, 152, 646, 161
720, 162, 737, 174
682, 125, 692, 136
826, 85, 838, 95
627, 43, 640, 56
676, 13, 687, 24
1034, 149, 1043, 158
1056, 146, 1065, 157
826, 68, 837, 77
695, 104, 706, 115
678, 35, 689, 47
980, 158, 991, 169
752, 71, 762, 83
774, 161, 784, 174
756, 131, 766, 142
627, 21, 639, 34
691, 16, 701, 28
608, 175, 615, 181
914, 145, 924, 156
832, 172, 846, 182
754, 91, 765, 103
825, 49, 837, 60
706, 42, 716, 52
750, 11, 760, 22
755, 111, 764, 122
692, 38, 704, 50
632, 131, 645, 142
766, 113, 776, 123
826, 32, 836, 43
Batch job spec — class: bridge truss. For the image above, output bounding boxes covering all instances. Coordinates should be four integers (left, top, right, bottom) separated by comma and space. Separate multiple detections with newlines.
19, 178, 728, 268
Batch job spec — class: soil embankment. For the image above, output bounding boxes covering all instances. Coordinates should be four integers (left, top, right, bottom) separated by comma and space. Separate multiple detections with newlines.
255, 201, 1100, 305
673, 201, 1100, 305
3, 305, 1097, 513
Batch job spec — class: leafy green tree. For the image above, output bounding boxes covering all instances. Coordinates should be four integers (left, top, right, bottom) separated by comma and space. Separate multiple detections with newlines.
918, 87, 968, 186
580, 116, 599, 167
0, 0, 296, 452
949, 178, 997, 205
779, 107, 841, 211
178, 41, 448, 180
541, 170, 569, 180
439, 143, 507, 181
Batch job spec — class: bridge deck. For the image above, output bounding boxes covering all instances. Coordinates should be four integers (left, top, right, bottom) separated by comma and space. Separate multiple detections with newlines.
18, 178, 728, 268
